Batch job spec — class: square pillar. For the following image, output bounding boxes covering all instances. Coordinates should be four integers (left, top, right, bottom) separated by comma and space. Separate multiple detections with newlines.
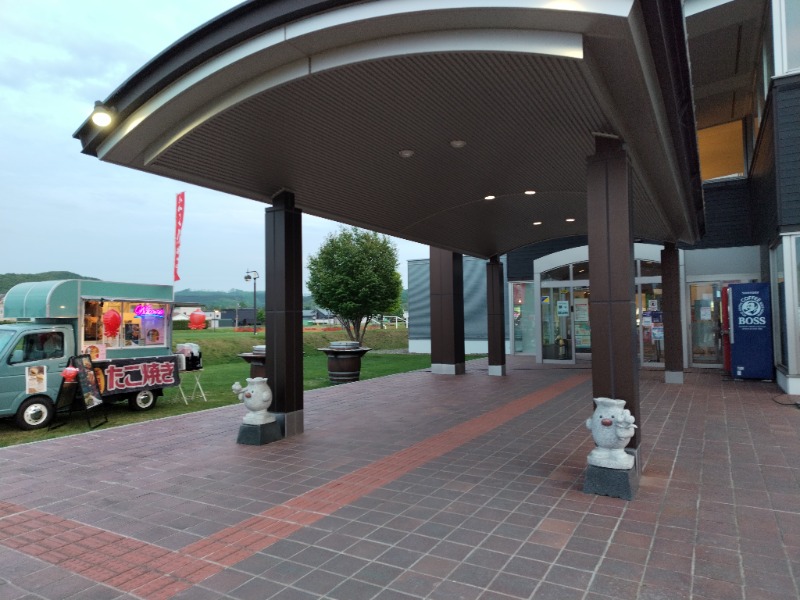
487, 256, 506, 376
264, 191, 304, 436
430, 248, 465, 375
661, 243, 684, 383
587, 137, 640, 450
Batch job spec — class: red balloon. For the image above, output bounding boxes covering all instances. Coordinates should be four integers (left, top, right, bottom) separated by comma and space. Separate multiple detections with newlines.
102, 309, 122, 338
188, 310, 206, 330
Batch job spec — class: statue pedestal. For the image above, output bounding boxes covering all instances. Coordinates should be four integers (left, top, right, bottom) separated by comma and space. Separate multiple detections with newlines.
237, 421, 282, 445
238, 352, 266, 378
583, 464, 639, 500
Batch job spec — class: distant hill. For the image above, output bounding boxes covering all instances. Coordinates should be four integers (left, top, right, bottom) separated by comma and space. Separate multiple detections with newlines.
0, 274, 406, 312
0, 272, 98, 294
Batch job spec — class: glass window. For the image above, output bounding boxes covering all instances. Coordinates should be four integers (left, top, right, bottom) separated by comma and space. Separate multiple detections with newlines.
82, 299, 169, 357
572, 261, 590, 281
786, 0, 800, 73
542, 265, 570, 281
640, 260, 661, 277
8, 332, 64, 364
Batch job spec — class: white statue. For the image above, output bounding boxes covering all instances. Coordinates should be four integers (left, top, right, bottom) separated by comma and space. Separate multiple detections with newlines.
586, 397, 637, 470
232, 377, 275, 425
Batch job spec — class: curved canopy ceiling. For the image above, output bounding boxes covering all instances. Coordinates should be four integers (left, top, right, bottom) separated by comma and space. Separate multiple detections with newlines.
75, 0, 706, 259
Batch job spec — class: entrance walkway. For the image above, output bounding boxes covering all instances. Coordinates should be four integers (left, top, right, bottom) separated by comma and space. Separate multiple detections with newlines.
1, 358, 799, 599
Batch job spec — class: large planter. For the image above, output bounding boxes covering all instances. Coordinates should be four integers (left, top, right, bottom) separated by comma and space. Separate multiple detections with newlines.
318, 341, 371, 384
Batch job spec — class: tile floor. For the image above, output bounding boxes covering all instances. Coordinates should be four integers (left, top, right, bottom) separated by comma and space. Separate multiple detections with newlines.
0, 357, 799, 599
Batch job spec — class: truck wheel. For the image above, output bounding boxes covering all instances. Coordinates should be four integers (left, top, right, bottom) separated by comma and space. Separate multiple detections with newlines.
15, 397, 54, 430
129, 390, 157, 411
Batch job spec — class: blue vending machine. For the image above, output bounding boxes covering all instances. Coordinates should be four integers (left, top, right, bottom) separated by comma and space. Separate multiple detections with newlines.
727, 282, 774, 380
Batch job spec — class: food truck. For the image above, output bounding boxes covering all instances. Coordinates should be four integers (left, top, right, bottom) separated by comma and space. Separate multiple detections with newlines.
0, 280, 181, 430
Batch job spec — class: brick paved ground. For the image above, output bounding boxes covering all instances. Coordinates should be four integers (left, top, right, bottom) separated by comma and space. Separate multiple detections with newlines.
0, 357, 798, 599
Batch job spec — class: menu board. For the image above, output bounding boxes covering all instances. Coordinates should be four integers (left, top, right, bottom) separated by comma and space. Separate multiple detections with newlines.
72, 355, 103, 409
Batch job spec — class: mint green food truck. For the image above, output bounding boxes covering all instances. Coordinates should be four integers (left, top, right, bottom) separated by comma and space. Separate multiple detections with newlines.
0, 280, 181, 430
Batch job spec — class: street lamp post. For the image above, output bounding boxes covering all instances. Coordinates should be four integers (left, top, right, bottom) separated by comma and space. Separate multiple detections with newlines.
244, 270, 259, 335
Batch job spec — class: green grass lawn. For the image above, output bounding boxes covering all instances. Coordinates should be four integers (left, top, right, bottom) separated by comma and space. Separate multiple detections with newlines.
0, 327, 434, 447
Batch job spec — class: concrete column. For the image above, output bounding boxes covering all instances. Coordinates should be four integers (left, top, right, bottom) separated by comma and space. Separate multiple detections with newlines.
264, 191, 304, 436
587, 137, 640, 450
487, 256, 506, 376
430, 247, 465, 375
661, 243, 684, 383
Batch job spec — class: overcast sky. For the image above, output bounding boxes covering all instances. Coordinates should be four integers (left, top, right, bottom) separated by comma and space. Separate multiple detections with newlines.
0, 0, 427, 293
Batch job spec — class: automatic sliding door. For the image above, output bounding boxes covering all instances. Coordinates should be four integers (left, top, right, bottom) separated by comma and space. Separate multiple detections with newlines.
541, 287, 572, 362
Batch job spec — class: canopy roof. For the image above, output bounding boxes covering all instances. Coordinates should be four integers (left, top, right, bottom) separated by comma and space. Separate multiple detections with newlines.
75, 0, 717, 258
4, 280, 174, 319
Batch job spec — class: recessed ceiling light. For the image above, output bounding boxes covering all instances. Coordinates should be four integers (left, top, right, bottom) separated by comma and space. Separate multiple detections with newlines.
524, 190, 536, 195
533, 221, 542, 226
399, 149, 414, 158
450, 140, 466, 148
484, 195, 495, 201
566, 218, 575, 222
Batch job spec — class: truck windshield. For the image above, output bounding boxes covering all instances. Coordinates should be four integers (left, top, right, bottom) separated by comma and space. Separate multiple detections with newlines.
0, 330, 14, 356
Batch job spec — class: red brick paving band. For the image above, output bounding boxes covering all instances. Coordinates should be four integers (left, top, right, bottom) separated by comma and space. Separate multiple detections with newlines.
0, 373, 590, 599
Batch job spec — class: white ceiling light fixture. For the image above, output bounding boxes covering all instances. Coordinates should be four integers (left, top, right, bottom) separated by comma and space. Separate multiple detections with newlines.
524, 190, 536, 195
484, 195, 496, 200
90, 101, 114, 127
533, 221, 542, 226
566, 217, 576, 222
450, 140, 466, 148
398, 149, 414, 158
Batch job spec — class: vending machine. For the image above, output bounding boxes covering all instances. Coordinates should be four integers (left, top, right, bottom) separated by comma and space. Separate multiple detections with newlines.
727, 282, 774, 380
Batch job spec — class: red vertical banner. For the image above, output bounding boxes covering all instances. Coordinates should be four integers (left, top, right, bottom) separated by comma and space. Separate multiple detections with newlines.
174, 192, 185, 281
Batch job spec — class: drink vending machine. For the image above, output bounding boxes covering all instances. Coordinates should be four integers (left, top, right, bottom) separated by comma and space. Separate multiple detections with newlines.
725, 282, 774, 380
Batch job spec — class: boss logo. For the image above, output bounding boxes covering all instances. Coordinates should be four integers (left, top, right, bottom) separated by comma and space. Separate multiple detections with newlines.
738, 294, 766, 326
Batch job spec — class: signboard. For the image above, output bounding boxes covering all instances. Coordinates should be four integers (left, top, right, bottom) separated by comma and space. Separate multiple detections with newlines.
557, 301, 570, 317
574, 298, 589, 322
72, 355, 103, 409
93, 355, 180, 395
652, 324, 664, 341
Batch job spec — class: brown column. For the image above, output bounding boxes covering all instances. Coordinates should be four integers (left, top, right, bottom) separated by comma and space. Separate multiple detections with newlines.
587, 137, 640, 449
430, 247, 465, 375
661, 243, 684, 383
487, 256, 506, 376
264, 191, 304, 436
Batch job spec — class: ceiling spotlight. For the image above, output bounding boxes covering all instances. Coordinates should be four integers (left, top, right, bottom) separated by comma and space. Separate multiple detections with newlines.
524, 190, 536, 195
484, 195, 496, 201
90, 101, 114, 127
566, 218, 576, 222
398, 149, 414, 158
450, 140, 466, 148
533, 221, 542, 226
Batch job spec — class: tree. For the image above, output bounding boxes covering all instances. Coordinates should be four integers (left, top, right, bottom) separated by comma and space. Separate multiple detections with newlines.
307, 227, 403, 344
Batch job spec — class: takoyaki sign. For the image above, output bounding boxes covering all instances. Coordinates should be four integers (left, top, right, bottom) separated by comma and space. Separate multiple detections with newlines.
95, 356, 180, 395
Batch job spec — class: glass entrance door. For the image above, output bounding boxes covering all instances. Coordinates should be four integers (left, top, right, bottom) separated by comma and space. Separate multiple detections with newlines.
541, 287, 573, 362
690, 282, 723, 365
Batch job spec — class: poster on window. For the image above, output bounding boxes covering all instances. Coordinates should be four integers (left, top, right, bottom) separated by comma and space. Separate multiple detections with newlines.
26, 366, 47, 394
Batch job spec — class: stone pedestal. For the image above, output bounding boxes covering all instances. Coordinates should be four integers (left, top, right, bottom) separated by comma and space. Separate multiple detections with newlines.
237, 421, 283, 445
238, 352, 266, 378
583, 464, 639, 500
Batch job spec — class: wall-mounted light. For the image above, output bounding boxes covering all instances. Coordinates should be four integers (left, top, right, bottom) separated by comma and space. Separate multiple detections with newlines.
91, 101, 114, 127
